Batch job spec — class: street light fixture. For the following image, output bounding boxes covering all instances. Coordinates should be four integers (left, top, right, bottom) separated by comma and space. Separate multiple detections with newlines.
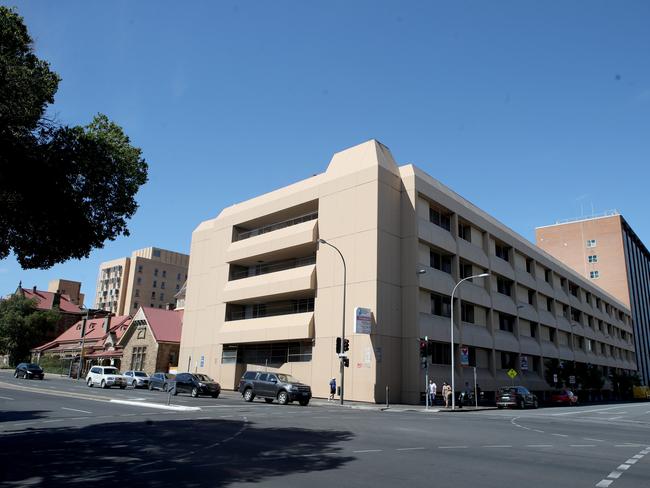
318, 238, 347, 406
450, 272, 490, 410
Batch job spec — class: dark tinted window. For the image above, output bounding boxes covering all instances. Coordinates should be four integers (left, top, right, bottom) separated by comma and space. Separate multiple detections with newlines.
258, 373, 268, 381
243, 371, 257, 380
195, 374, 212, 382
17, 363, 25, 368
268, 374, 277, 382
27, 363, 40, 369
177, 373, 189, 381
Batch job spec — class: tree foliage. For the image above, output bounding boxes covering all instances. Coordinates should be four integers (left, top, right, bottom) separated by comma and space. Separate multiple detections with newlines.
0, 295, 60, 366
0, 7, 148, 269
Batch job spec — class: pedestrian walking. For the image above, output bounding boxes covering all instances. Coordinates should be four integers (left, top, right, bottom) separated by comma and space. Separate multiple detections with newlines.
329, 377, 336, 401
442, 382, 451, 408
428, 379, 437, 406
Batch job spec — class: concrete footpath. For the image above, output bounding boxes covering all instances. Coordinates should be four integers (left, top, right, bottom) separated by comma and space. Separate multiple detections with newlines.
309, 397, 497, 413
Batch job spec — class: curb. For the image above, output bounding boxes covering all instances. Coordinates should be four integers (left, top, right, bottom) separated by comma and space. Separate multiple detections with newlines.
110, 399, 201, 411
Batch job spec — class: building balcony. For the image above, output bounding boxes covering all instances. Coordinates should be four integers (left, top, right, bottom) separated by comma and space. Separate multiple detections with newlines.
457, 239, 489, 268
219, 312, 314, 344
226, 218, 318, 263
418, 267, 455, 296
520, 336, 541, 356
457, 281, 491, 309
490, 256, 515, 281
418, 219, 457, 254
222, 265, 316, 303
515, 268, 537, 289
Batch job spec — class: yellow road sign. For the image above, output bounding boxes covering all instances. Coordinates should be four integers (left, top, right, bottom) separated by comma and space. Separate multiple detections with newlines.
507, 369, 518, 379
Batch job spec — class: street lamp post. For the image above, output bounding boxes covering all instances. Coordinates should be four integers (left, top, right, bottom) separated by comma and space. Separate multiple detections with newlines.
319, 238, 347, 405
450, 273, 490, 410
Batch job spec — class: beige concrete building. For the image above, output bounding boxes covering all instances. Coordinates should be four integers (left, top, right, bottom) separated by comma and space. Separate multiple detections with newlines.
537, 212, 650, 385
95, 248, 189, 316
48, 279, 84, 307
179, 140, 635, 403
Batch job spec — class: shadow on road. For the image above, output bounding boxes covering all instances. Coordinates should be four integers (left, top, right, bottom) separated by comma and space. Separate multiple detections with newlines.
0, 418, 355, 487
0, 410, 48, 423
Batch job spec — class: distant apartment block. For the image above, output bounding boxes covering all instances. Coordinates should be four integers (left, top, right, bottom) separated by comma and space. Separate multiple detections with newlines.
48, 279, 84, 307
95, 247, 189, 315
537, 212, 650, 385
179, 140, 635, 404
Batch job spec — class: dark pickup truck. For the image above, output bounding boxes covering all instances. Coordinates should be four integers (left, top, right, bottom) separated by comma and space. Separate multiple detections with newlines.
238, 371, 312, 406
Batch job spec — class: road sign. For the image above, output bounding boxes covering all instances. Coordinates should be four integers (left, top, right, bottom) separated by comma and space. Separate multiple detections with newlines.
553, 373, 558, 383
354, 307, 372, 334
520, 356, 529, 371
460, 346, 469, 366
507, 369, 518, 379
569, 375, 576, 385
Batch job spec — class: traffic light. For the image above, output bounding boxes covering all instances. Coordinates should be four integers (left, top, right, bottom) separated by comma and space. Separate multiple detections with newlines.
343, 338, 350, 352
343, 357, 350, 367
336, 337, 342, 354
419, 339, 427, 358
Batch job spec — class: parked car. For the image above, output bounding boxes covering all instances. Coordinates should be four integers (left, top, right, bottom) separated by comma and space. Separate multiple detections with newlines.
496, 386, 538, 409
14, 363, 44, 380
551, 389, 578, 406
172, 373, 220, 398
123, 370, 150, 388
238, 371, 312, 406
149, 372, 176, 391
86, 366, 127, 389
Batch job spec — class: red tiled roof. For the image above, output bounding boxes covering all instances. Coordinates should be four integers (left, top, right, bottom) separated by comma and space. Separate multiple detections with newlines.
21, 288, 83, 314
141, 307, 183, 343
33, 315, 131, 352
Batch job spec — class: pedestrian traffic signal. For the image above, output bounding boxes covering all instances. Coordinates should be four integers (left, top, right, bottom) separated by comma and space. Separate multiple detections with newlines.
336, 337, 342, 354
343, 338, 350, 352
419, 339, 427, 358
343, 357, 350, 367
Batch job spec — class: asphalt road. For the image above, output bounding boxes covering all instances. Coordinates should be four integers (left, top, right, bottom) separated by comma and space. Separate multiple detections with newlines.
1, 371, 649, 488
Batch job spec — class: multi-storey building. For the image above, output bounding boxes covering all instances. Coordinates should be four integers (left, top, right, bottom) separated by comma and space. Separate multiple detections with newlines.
536, 212, 650, 385
179, 140, 635, 403
48, 279, 84, 307
95, 247, 189, 316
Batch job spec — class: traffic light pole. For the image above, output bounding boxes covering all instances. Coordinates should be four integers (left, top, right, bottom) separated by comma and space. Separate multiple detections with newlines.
319, 239, 347, 405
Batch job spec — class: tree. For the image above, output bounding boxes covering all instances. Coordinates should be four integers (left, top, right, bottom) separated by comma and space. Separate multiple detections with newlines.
0, 7, 148, 269
0, 295, 60, 366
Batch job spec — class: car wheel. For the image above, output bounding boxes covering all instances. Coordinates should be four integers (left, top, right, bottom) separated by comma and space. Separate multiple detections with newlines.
299, 399, 310, 407
173, 387, 178, 396
87, 378, 93, 387
243, 388, 255, 402
191, 387, 199, 398
533, 399, 539, 409
518, 400, 525, 409
101, 379, 107, 389
264, 398, 274, 404
13, 371, 18, 378
277, 391, 289, 405
162, 383, 168, 392
132, 380, 137, 388
148, 382, 153, 390
212, 393, 220, 399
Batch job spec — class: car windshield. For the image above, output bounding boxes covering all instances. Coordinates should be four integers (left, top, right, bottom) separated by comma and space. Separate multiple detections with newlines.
27, 363, 40, 369
104, 368, 119, 375
194, 374, 213, 382
134, 372, 147, 377
165, 374, 176, 379
498, 387, 518, 394
276, 374, 298, 383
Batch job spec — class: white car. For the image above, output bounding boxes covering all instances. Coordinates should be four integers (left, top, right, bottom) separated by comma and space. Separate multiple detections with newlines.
123, 370, 150, 388
86, 366, 127, 389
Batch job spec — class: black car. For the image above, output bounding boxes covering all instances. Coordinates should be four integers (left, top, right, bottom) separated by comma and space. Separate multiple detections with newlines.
238, 371, 312, 406
172, 373, 220, 398
496, 386, 538, 409
14, 363, 44, 380
149, 372, 176, 391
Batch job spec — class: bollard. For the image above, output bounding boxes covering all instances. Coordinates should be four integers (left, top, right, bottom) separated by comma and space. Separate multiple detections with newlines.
386, 385, 390, 409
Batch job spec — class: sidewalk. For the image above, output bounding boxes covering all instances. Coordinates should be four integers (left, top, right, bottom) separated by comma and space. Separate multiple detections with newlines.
309, 397, 497, 413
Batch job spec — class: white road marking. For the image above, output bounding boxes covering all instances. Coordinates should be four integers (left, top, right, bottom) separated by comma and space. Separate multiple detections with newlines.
438, 446, 468, 449
527, 445, 553, 448
570, 445, 596, 448
552, 405, 642, 416
595, 480, 612, 487
61, 407, 92, 414
632, 454, 643, 459
608, 416, 623, 421
552, 434, 568, 437
532, 429, 544, 433
584, 438, 606, 442
353, 449, 382, 453
625, 459, 638, 465
42, 419, 64, 423
483, 445, 512, 448
607, 471, 622, 479
617, 465, 630, 471
0, 395, 14, 400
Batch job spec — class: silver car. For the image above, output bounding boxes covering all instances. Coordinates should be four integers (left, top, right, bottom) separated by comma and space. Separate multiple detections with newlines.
123, 370, 150, 388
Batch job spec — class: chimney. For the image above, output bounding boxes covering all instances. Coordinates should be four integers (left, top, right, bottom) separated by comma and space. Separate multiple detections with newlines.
33, 286, 37, 293
52, 292, 61, 310
103, 316, 110, 333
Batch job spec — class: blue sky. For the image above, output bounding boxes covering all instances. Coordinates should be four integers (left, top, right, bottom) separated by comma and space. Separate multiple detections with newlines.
2, 1, 649, 304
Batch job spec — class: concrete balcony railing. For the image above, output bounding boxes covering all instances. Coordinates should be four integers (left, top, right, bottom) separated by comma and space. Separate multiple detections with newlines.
418, 219, 457, 254
222, 265, 316, 303
226, 219, 318, 263
418, 267, 455, 296
219, 311, 314, 344
514, 268, 537, 289
490, 256, 515, 281
457, 238, 489, 268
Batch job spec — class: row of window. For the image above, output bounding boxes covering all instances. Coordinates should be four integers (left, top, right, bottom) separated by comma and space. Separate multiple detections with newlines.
425, 202, 626, 322
136, 265, 186, 282
221, 342, 313, 364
